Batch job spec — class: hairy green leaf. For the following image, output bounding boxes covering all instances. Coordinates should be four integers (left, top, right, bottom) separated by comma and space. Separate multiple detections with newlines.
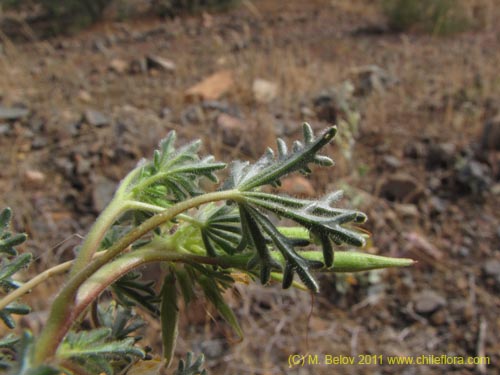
97, 302, 145, 341
57, 328, 145, 375
197, 275, 243, 340
160, 272, 179, 367
130, 131, 226, 205
111, 271, 160, 316
174, 352, 207, 375
223, 123, 335, 191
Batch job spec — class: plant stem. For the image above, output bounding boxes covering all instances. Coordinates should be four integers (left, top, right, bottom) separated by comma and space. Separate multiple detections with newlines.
73, 247, 415, 323
0, 252, 107, 311
32, 189, 243, 365
69, 197, 126, 278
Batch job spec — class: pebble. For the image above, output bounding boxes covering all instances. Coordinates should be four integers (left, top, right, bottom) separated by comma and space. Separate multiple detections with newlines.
0, 123, 10, 135
383, 155, 402, 168
430, 309, 447, 325
394, 203, 419, 218
428, 196, 446, 214
92, 174, 116, 212
77, 90, 92, 103
199, 339, 225, 359
109, 58, 129, 74
350, 65, 397, 96
413, 290, 446, 314
456, 159, 491, 194
0, 106, 29, 121
215, 113, 247, 147
252, 78, 278, 103
483, 260, 500, 278
185, 70, 234, 101
377, 173, 423, 202
146, 55, 176, 72
456, 246, 470, 258
425, 142, 456, 169
84, 109, 109, 127
24, 169, 46, 186
159, 107, 172, 120
31, 137, 48, 150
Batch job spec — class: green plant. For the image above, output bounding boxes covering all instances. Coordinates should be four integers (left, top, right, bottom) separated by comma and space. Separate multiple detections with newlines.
0, 0, 113, 35
382, 0, 470, 35
0, 124, 413, 374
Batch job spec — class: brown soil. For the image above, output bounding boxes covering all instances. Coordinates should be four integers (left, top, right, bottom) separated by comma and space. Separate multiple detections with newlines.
1, 1, 499, 374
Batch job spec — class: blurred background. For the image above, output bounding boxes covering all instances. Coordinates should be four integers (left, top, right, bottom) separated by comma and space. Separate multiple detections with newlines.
0, 0, 499, 374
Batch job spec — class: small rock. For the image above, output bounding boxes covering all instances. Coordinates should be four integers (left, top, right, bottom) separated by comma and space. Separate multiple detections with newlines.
54, 157, 75, 178
383, 155, 402, 168
215, 113, 247, 147
31, 137, 48, 150
0, 106, 29, 121
146, 55, 176, 72
77, 90, 92, 103
313, 82, 354, 123
92, 175, 116, 213
29, 117, 44, 133
159, 107, 172, 120
426, 142, 456, 169
404, 231, 443, 260
74, 154, 92, 175
428, 196, 446, 214
483, 260, 500, 289
403, 141, 426, 159
185, 70, 234, 101
252, 78, 278, 103
428, 176, 441, 191
24, 169, 46, 186
456, 159, 491, 195
430, 309, 447, 325
483, 260, 500, 278
109, 58, 129, 74
0, 123, 10, 135
180, 105, 204, 125
350, 65, 397, 96
394, 203, 419, 218
93, 38, 108, 53
84, 109, 109, 127
279, 176, 315, 197
377, 173, 423, 202
129, 57, 148, 74
413, 290, 446, 314
199, 339, 225, 359
300, 106, 315, 118
491, 183, 500, 195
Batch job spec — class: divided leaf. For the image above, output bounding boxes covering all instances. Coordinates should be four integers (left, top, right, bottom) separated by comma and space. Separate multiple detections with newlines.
97, 303, 146, 341
131, 131, 226, 204
57, 328, 145, 375
242, 191, 367, 266
174, 352, 207, 375
111, 271, 160, 316
199, 205, 242, 256
0, 208, 31, 329
197, 274, 243, 341
223, 123, 335, 191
